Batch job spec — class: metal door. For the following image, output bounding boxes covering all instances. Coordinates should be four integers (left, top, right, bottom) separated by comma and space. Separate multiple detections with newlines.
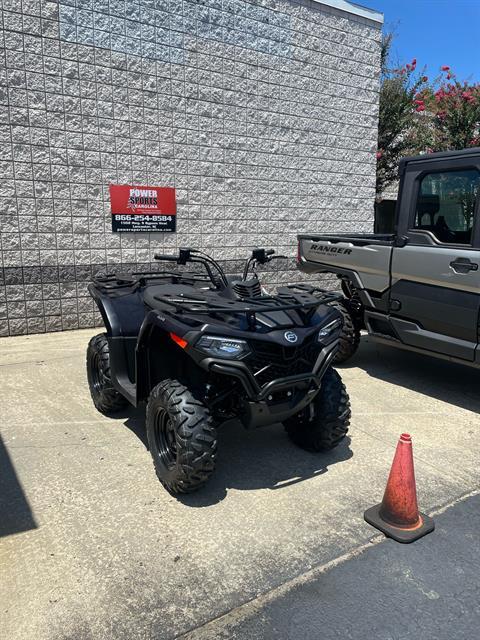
390, 159, 480, 361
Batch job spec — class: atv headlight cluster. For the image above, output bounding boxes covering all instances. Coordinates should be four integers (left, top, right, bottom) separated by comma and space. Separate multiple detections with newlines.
196, 335, 250, 359
317, 318, 343, 340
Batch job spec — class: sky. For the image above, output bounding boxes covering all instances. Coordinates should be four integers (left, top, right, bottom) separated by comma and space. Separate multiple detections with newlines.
368, 0, 480, 82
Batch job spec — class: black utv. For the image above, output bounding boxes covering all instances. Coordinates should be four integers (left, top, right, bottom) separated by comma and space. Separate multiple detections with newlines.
86, 248, 351, 494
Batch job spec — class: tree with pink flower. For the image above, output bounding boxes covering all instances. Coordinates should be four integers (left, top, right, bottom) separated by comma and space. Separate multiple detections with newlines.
376, 35, 480, 195
422, 67, 480, 151
376, 34, 429, 194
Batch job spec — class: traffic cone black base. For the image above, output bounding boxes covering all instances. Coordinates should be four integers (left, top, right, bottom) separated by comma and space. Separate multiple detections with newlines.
364, 504, 435, 543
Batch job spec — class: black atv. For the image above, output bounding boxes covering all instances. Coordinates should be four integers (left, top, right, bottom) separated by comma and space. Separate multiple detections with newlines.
86, 248, 351, 494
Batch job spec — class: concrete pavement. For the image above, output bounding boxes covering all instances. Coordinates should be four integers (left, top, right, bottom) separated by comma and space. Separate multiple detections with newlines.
184, 492, 480, 640
1, 329, 479, 639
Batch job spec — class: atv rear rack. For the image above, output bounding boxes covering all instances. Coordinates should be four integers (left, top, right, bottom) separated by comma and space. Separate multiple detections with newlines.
92, 270, 212, 293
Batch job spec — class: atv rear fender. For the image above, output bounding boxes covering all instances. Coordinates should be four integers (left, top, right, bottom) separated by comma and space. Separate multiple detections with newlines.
88, 284, 145, 338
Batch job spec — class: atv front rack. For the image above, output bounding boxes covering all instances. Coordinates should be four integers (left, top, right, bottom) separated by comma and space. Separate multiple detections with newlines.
153, 284, 341, 328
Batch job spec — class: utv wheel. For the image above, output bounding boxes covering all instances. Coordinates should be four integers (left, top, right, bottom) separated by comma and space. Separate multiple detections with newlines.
329, 299, 360, 364
86, 333, 128, 415
146, 379, 217, 494
284, 367, 351, 451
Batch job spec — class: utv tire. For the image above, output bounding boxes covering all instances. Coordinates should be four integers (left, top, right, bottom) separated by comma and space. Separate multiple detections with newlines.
87, 333, 128, 415
329, 299, 360, 364
146, 379, 217, 494
284, 367, 350, 451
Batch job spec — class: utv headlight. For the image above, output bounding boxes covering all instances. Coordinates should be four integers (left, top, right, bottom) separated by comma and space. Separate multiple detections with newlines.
317, 318, 343, 340
195, 335, 250, 359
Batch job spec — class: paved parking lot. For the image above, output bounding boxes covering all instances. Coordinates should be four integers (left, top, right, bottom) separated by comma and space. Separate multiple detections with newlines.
1, 329, 479, 640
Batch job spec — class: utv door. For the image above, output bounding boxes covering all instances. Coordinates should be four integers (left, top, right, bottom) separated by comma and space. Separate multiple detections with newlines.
390, 158, 480, 362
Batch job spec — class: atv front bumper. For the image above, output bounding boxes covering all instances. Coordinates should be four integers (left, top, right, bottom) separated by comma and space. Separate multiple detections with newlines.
208, 342, 338, 428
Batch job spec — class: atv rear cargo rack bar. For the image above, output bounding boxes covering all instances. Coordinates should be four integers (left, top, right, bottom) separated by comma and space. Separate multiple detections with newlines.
92, 270, 212, 292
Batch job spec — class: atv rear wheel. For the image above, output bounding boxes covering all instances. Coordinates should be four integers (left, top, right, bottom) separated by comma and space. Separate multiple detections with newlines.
146, 379, 217, 494
284, 367, 350, 451
329, 299, 361, 364
86, 333, 128, 415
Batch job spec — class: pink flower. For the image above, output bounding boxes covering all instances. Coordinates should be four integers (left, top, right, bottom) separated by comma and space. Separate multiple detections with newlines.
441, 65, 450, 71
461, 91, 475, 103
416, 105, 426, 112
414, 99, 425, 105
421, 76, 428, 82
376, 150, 383, 160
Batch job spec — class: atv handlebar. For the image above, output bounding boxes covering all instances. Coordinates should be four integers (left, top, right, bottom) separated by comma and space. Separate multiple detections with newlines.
154, 247, 285, 288
154, 253, 179, 262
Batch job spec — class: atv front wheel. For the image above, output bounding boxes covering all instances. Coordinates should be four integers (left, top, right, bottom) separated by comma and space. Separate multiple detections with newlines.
284, 367, 350, 451
86, 333, 128, 415
329, 299, 361, 364
146, 379, 217, 494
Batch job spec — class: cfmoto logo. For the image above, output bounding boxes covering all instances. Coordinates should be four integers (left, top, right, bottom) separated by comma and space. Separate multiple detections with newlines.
284, 331, 298, 344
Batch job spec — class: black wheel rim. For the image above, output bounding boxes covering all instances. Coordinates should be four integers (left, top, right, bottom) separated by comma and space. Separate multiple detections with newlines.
91, 352, 106, 396
153, 409, 177, 469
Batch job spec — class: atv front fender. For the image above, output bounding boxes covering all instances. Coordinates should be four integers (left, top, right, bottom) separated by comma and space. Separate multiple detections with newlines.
135, 310, 200, 403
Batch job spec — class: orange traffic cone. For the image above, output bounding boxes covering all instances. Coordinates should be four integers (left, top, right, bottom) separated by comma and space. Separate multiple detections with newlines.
364, 433, 434, 543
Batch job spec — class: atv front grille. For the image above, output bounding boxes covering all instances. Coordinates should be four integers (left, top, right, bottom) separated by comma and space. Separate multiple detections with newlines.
246, 334, 320, 388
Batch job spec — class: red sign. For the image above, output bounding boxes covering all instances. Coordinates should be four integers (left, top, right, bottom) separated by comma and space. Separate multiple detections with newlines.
109, 184, 176, 232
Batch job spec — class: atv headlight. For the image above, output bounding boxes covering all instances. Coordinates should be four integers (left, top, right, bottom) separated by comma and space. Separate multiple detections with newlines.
317, 318, 343, 340
195, 335, 250, 359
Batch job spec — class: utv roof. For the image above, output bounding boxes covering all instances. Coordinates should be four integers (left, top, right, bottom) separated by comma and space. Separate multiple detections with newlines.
399, 146, 480, 173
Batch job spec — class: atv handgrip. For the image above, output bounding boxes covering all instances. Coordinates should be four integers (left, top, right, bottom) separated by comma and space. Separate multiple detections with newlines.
154, 253, 179, 262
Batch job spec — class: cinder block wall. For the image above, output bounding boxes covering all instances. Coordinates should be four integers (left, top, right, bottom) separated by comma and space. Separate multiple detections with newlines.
0, 0, 382, 336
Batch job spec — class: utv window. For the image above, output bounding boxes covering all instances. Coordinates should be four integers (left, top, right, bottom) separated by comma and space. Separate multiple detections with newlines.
413, 168, 480, 244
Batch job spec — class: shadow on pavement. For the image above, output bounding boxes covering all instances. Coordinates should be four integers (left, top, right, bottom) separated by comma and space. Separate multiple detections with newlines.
123, 411, 353, 506
123, 406, 149, 448
0, 435, 37, 538
343, 338, 480, 414
181, 424, 352, 507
